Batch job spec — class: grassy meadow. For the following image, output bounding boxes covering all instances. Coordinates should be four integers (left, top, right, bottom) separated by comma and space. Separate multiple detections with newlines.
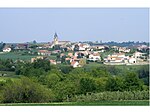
0, 52, 57, 61
0, 52, 36, 61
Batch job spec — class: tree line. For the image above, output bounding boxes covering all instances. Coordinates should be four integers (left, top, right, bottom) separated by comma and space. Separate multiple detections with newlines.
0, 58, 149, 103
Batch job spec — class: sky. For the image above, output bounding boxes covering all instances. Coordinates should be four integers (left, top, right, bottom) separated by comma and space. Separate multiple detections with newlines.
0, 8, 149, 43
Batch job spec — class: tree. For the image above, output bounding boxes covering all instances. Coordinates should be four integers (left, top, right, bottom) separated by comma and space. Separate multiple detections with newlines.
15, 59, 51, 77
53, 45, 61, 50
33, 59, 51, 72
53, 81, 79, 102
74, 45, 79, 51
90, 67, 108, 77
61, 55, 66, 63
33, 40, 37, 44
79, 77, 96, 94
124, 73, 144, 91
2, 77, 54, 103
138, 65, 149, 86
106, 76, 124, 91
29, 44, 38, 49
95, 77, 108, 92
59, 65, 73, 74
0, 42, 5, 51
56, 53, 61, 61
69, 67, 86, 75
79, 58, 86, 67
63, 48, 68, 52
39, 73, 61, 88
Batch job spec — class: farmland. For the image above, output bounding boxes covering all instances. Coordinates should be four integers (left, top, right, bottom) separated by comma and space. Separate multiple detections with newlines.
0, 52, 36, 61
0, 52, 57, 61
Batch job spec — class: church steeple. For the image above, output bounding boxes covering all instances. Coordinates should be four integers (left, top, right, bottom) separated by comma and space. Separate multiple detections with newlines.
53, 32, 58, 45
54, 32, 58, 39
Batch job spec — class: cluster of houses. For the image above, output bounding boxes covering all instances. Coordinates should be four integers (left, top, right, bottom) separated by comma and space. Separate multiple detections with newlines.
1, 33, 149, 67
111, 46, 131, 53
64, 51, 101, 67
34, 50, 148, 67
2, 43, 29, 53
34, 50, 101, 68
34, 33, 149, 67
104, 51, 148, 65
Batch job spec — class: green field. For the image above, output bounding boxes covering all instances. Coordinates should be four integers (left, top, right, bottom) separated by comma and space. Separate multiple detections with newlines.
0, 71, 15, 75
0, 52, 57, 61
0, 52, 37, 61
0, 101, 149, 106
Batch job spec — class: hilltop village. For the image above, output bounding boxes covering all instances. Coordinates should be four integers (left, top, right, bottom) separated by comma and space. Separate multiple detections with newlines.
0, 33, 149, 68
0, 33, 149, 104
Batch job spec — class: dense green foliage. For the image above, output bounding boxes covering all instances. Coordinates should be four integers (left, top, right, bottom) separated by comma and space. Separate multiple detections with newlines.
0, 59, 15, 71
1, 77, 54, 103
0, 59, 149, 104
15, 59, 51, 77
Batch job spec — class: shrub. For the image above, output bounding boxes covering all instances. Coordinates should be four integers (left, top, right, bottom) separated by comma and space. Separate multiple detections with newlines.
70, 91, 149, 102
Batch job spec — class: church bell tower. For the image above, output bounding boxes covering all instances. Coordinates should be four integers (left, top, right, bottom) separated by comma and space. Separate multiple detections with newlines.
53, 32, 58, 45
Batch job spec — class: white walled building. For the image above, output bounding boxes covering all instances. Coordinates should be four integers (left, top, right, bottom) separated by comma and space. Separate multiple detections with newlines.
88, 53, 101, 61
134, 52, 146, 58
3, 48, 11, 52
128, 57, 136, 64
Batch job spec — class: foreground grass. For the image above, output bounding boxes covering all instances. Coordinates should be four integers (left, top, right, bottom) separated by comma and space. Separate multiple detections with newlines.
0, 100, 149, 106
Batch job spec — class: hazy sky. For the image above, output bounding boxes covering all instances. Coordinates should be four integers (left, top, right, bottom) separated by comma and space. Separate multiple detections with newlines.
0, 8, 149, 43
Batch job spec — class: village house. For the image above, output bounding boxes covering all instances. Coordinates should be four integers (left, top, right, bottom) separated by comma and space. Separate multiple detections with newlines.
94, 45, 105, 50
14, 44, 29, 50
71, 61, 80, 68
111, 46, 119, 50
51, 50, 61, 54
42, 44, 52, 49
65, 58, 72, 63
60, 53, 65, 58
74, 51, 88, 58
91, 45, 108, 50
104, 53, 137, 65
119, 47, 130, 53
128, 57, 136, 64
78, 44, 86, 51
70, 56, 78, 62
133, 51, 146, 58
70, 58, 85, 68
88, 52, 101, 61
68, 52, 73, 57
66, 47, 72, 51
104, 53, 126, 64
3, 47, 11, 52
137, 45, 148, 51
72, 43, 90, 51
38, 50, 51, 56
31, 56, 44, 63
49, 59, 57, 65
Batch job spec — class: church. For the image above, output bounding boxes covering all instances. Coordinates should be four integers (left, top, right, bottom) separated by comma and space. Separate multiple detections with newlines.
51, 32, 71, 47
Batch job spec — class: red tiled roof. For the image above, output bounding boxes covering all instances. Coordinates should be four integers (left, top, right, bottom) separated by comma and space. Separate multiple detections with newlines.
38, 50, 51, 53
71, 61, 77, 65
